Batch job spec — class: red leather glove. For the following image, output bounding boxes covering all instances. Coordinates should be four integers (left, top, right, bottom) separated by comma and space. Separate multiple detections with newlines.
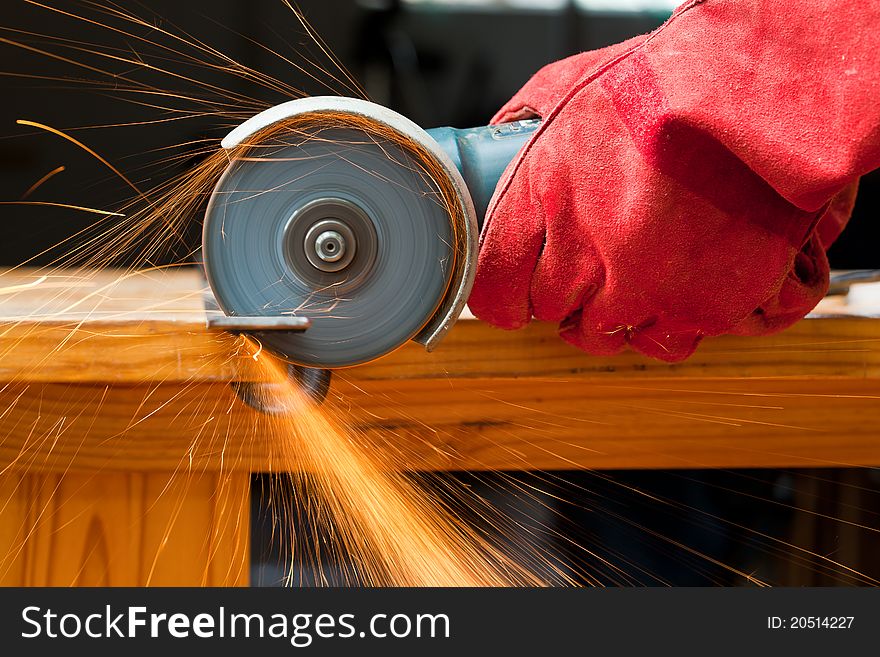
469, 0, 879, 361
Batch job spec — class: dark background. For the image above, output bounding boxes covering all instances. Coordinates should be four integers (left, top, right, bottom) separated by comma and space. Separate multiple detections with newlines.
1, 0, 878, 586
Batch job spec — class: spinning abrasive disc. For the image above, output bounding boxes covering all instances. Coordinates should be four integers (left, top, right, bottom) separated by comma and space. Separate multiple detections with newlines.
203, 118, 459, 369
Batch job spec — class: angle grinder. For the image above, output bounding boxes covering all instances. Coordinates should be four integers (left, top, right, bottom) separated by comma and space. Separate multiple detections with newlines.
203, 96, 538, 404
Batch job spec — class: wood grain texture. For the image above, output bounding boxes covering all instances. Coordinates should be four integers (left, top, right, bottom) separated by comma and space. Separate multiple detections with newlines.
0, 268, 236, 383
0, 268, 879, 471
0, 270, 254, 586
0, 470, 250, 586
1, 267, 880, 384
0, 376, 878, 473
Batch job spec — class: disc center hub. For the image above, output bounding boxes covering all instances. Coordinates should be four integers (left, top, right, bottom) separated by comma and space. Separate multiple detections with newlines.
315, 231, 344, 261
304, 220, 355, 271
283, 197, 378, 286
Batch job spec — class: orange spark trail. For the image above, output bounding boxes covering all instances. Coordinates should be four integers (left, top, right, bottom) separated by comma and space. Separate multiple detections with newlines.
21, 165, 65, 199
0, 201, 123, 217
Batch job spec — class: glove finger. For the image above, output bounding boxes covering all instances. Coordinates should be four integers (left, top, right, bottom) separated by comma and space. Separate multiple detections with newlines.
816, 181, 858, 249
469, 164, 546, 329
733, 232, 829, 336
560, 310, 703, 362
529, 200, 604, 323
627, 323, 703, 362
558, 308, 627, 357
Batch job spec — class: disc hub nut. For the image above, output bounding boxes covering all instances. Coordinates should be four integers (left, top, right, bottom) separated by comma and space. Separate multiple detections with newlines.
315, 230, 345, 263
303, 218, 357, 273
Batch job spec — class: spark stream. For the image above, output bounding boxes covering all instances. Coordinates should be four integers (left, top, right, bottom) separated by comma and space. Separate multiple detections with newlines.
21, 606, 451, 646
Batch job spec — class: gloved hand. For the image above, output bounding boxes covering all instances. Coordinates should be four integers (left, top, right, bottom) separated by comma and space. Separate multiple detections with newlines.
469, 0, 879, 361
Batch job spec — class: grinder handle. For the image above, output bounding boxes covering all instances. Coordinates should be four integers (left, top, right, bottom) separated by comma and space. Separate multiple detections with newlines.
426, 119, 540, 227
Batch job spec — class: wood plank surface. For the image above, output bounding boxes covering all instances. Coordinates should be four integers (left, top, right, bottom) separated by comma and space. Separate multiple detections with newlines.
0, 470, 250, 585
0, 377, 877, 472
2, 267, 880, 384
0, 268, 237, 384
0, 268, 879, 471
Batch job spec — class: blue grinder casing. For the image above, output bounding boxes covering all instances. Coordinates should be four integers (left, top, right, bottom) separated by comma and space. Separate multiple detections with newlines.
427, 119, 540, 225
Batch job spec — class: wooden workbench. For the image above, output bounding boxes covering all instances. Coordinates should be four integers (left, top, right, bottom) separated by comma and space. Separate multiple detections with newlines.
1, 267, 879, 585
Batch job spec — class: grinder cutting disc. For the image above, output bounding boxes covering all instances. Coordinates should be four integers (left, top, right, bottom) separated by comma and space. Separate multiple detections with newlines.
203, 105, 460, 368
